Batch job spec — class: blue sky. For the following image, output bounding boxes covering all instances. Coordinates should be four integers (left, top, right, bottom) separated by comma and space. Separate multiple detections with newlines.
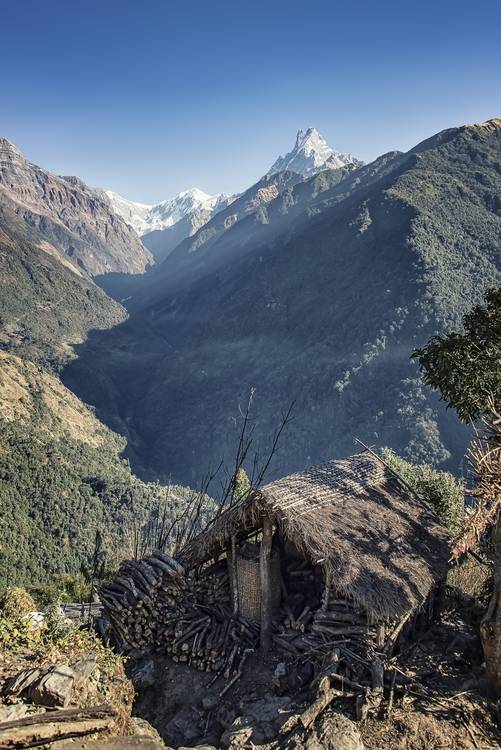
2, 0, 500, 203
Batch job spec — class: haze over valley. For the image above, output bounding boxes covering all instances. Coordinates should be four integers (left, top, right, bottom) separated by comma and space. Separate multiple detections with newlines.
2, 119, 499, 492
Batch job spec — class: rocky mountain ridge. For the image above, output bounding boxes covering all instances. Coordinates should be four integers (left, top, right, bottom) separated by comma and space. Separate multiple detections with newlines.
103, 127, 356, 263
104, 187, 235, 263
0, 137, 152, 276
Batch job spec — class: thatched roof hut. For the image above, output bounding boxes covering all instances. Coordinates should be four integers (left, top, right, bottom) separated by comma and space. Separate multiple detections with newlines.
180, 451, 451, 623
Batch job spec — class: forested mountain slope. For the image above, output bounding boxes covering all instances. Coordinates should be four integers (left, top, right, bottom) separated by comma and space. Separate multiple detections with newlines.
0, 167, 181, 587
0, 351, 146, 585
63, 120, 501, 486
98, 166, 357, 309
0, 203, 126, 368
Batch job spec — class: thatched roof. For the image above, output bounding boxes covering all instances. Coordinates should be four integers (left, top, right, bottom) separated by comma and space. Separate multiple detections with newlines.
179, 451, 452, 621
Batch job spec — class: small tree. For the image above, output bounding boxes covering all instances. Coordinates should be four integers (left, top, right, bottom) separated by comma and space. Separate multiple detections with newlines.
413, 284, 501, 696
233, 468, 251, 502
412, 285, 501, 421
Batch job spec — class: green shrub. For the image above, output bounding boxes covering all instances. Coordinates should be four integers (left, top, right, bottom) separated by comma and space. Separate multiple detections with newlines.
0, 586, 37, 620
381, 447, 465, 532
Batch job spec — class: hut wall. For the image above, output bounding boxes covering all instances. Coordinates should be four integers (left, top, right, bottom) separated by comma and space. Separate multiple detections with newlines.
232, 544, 281, 621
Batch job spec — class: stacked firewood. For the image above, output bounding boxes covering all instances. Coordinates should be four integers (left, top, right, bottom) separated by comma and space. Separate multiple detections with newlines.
100, 556, 259, 677
99, 551, 186, 651
309, 595, 376, 647
100, 550, 402, 696
164, 602, 259, 676
157, 562, 259, 674
272, 557, 383, 663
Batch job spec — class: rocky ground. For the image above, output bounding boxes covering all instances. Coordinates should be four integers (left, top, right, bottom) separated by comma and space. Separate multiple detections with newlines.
1, 585, 500, 749
126, 611, 501, 750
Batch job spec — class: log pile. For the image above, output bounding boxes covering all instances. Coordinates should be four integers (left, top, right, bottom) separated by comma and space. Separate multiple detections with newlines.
269, 556, 405, 705
273, 596, 379, 660
272, 557, 382, 660
100, 556, 259, 676
99, 551, 186, 651
100, 549, 409, 697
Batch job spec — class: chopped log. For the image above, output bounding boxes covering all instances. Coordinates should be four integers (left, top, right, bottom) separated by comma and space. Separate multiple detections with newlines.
314, 611, 366, 624
219, 648, 254, 698
137, 561, 159, 587
299, 686, 355, 729
152, 550, 185, 576
311, 624, 367, 636
369, 657, 385, 714
384, 612, 413, 654
223, 643, 239, 679
145, 557, 177, 578
272, 635, 299, 654
121, 566, 154, 595
0, 704, 117, 749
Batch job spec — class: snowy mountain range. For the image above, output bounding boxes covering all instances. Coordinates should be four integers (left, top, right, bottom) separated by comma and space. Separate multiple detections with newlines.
104, 128, 358, 242
267, 127, 359, 177
105, 187, 234, 237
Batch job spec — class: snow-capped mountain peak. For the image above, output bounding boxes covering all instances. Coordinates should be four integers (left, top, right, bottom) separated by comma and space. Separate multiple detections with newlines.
105, 187, 235, 237
104, 191, 152, 236
268, 127, 359, 178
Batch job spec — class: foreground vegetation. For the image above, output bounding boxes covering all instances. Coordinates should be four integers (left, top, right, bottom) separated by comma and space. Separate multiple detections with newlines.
415, 284, 501, 696
0, 586, 134, 740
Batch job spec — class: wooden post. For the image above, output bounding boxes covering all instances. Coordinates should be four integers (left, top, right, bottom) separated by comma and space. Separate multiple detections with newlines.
322, 565, 331, 611
260, 514, 273, 653
228, 536, 239, 616
376, 623, 386, 648
480, 514, 501, 697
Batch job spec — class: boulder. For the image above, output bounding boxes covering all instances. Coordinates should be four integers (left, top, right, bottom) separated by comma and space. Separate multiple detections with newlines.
130, 659, 156, 690
316, 711, 364, 750
28, 664, 75, 708
72, 653, 98, 690
3, 663, 76, 708
166, 705, 203, 743
130, 717, 166, 744
220, 719, 253, 750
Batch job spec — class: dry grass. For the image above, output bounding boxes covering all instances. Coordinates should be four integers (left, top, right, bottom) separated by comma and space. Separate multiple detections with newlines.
0, 351, 107, 447
447, 555, 491, 600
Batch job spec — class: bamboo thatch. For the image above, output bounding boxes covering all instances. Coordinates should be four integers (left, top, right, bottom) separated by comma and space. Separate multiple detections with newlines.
180, 451, 451, 621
